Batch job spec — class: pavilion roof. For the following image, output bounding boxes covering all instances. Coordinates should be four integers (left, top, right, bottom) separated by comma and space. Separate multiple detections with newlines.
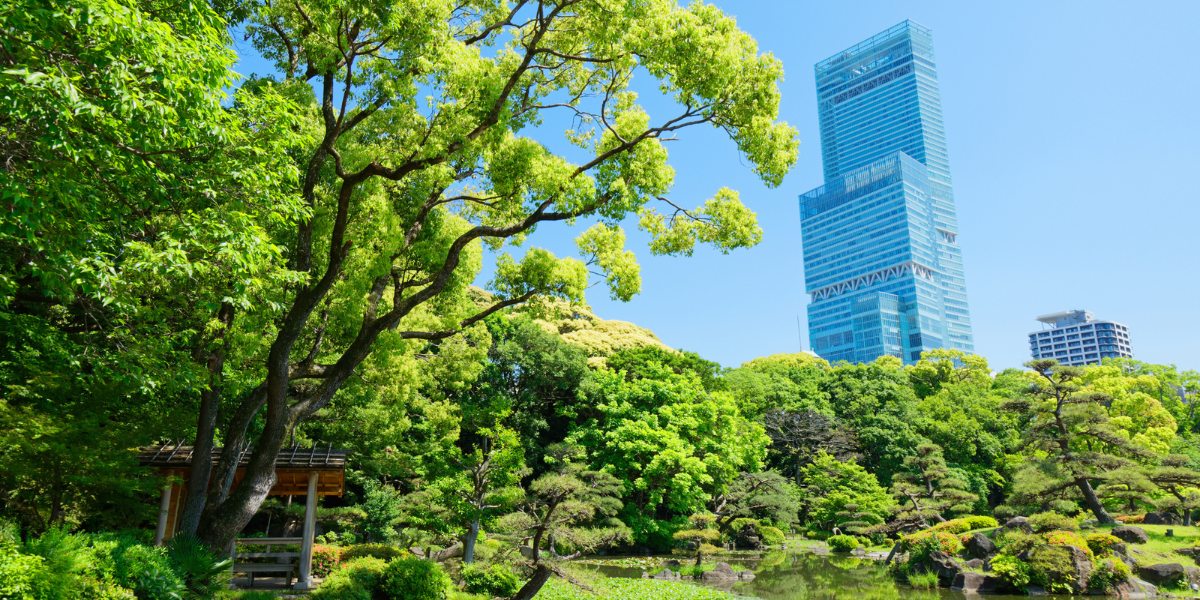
137, 442, 347, 471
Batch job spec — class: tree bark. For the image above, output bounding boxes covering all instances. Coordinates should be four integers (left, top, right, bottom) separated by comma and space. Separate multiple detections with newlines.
463, 517, 480, 564
1076, 478, 1116, 524
511, 565, 553, 600
179, 303, 233, 536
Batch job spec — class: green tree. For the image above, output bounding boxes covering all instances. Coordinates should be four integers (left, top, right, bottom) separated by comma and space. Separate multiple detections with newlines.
1001, 360, 1155, 524
1148, 455, 1200, 525
433, 426, 527, 564
887, 443, 977, 530
568, 366, 768, 546
799, 452, 892, 533
496, 444, 630, 600
759, 409, 857, 486
606, 346, 726, 392
672, 514, 720, 566
706, 471, 800, 534
725, 353, 831, 419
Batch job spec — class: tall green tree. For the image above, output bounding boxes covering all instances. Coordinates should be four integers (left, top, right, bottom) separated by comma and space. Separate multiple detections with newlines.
887, 443, 977, 529
1002, 360, 1155, 524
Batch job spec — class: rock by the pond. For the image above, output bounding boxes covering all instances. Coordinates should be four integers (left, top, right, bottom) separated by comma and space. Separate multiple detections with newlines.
912, 550, 962, 585
737, 570, 756, 581
735, 523, 762, 550
812, 546, 830, 555
967, 532, 997, 559
1018, 545, 1091, 594
851, 547, 866, 556
964, 558, 984, 570
951, 572, 1009, 594
1138, 563, 1186, 586
1112, 577, 1159, 599
1144, 512, 1182, 525
664, 559, 681, 568
1113, 526, 1150, 544
1000, 516, 1033, 534
652, 569, 681, 581
700, 562, 739, 581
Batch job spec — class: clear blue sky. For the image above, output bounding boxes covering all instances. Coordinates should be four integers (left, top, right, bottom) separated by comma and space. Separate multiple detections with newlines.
234, 1, 1200, 372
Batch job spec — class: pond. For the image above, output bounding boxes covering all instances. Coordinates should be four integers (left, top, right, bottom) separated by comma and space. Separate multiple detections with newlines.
581, 550, 1069, 600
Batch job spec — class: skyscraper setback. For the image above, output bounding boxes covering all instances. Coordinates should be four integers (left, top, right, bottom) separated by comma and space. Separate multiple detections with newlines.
800, 21, 974, 365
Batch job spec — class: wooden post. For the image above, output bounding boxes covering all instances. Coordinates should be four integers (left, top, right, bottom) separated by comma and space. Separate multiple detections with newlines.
294, 471, 319, 589
154, 470, 173, 546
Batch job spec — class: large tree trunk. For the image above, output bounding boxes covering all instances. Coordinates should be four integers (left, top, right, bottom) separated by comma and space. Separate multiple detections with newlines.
463, 518, 480, 564
511, 565, 553, 600
1077, 478, 1116, 524
179, 303, 233, 536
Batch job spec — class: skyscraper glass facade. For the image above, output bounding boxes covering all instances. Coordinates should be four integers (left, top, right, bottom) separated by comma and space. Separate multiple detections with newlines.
800, 21, 974, 365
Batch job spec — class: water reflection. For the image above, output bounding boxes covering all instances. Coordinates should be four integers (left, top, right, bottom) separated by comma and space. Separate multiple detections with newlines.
586, 550, 1052, 600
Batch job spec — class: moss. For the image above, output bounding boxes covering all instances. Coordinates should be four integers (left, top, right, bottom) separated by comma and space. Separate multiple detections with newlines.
1026, 545, 1079, 594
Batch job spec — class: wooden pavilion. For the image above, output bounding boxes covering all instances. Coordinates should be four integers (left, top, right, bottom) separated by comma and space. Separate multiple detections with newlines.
138, 442, 348, 589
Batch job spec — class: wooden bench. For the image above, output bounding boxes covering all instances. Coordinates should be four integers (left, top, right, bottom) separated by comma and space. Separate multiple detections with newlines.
232, 537, 302, 587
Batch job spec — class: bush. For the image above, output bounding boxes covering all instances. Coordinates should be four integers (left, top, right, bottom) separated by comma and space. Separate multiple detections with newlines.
994, 529, 1039, 556
961, 516, 999, 530
342, 543, 406, 562
380, 557, 451, 600
1114, 514, 1145, 524
929, 515, 999, 535
312, 557, 388, 600
1028, 512, 1079, 533
1045, 530, 1093, 559
111, 542, 187, 600
990, 554, 1031, 588
899, 530, 962, 563
165, 532, 232, 598
827, 535, 859, 552
1086, 533, 1123, 557
0, 542, 47, 600
461, 563, 519, 597
1089, 557, 1131, 593
758, 526, 785, 546
312, 544, 347, 578
805, 530, 830, 541
1027, 545, 1079, 594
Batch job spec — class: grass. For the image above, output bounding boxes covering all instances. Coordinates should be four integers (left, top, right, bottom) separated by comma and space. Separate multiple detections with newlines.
908, 571, 939, 590
1089, 523, 1200, 567
533, 577, 733, 600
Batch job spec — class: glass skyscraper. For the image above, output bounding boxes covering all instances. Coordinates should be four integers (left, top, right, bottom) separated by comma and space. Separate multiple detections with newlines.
799, 20, 974, 365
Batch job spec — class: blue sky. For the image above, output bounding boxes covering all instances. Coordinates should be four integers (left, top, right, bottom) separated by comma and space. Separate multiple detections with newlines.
234, 1, 1200, 372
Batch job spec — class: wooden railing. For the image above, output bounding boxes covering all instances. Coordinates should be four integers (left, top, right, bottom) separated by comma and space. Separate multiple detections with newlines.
231, 537, 302, 586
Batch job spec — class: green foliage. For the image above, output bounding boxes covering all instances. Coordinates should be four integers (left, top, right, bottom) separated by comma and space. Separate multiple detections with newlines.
758, 526, 785, 546
994, 530, 1040, 557
0, 541, 46, 600
360, 480, 404, 543
606, 346, 726, 393
460, 563, 519, 598
989, 554, 1031, 589
826, 535, 859, 552
164, 532, 232, 599
380, 557, 451, 600
1086, 533, 1123, 557
311, 545, 346, 578
342, 544, 407, 563
928, 516, 998, 535
1088, 557, 1131, 593
908, 570, 939, 590
311, 557, 388, 600
960, 516, 999, 530
1028, 512, 1079, 533
799, 452, 892, 532
535, 577, 732, 600
1026, 545, 1080, 594
898, 530, 962, 564
1044, 530, 1093, 559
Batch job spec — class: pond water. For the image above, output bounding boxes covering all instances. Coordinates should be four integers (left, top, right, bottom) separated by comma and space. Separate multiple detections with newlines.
583, 550, 1070, 600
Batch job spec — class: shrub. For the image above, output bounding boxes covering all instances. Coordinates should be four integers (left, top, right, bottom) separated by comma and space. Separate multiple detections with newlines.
961, 516, 999, 530
0, 542, 47, 600
1086, 533, 1123, 558
1028, 512, 1079, 533
990, 554, 1031, 588
380, 557, 451, 600
165, 532, 232, 598
899, 530, 962, 563
83, 579, 138, 600
311, 544, 347, 578
908, 570, 939, 590
342, 543, 406, 562
312, 557, 388, 600
1027, 545, 1080, 594
1114, 514, 1145, 524
1088, 557, 1131, 593
461, 564, 519, 598
1045, 530, 1093, 559
758, 526, 785, 546
994, 529, 1039, 556
929, 519, 972, 534
827, 535, 859, 552
805, 530, 831, 541
112, 543, 187, 600
728, 518, 759, 533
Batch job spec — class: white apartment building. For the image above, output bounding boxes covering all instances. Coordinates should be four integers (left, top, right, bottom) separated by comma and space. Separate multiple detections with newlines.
1028, 310, 1133, 367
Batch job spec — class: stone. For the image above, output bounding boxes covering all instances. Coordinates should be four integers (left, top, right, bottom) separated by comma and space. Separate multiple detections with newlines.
964, 558, 984, 569
700, 562, 739, 581
664, 560, 681, 568
652, 569, 680, 581
851, 547, 866, 556
1112, 577, 1159, 599
735, 523, 762, 550
812, 546, 830, 555
966, 532, 997, 559
999, 516, 1033, 535
1113, 526, 1150, 544
640, 571, 648, 579
951, 572, 1010, 594
913, 550, 962, 586
737, 571, 756, 581
1145, 512, 1182, 525
1186, 565, 1199, 583
1018, 545, 1092, 594
1138, 563, 1187, 587
1025, 584, 1049, 595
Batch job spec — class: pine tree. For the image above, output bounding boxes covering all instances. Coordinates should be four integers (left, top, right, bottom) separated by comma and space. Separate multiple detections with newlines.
884, 443, 976, 532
